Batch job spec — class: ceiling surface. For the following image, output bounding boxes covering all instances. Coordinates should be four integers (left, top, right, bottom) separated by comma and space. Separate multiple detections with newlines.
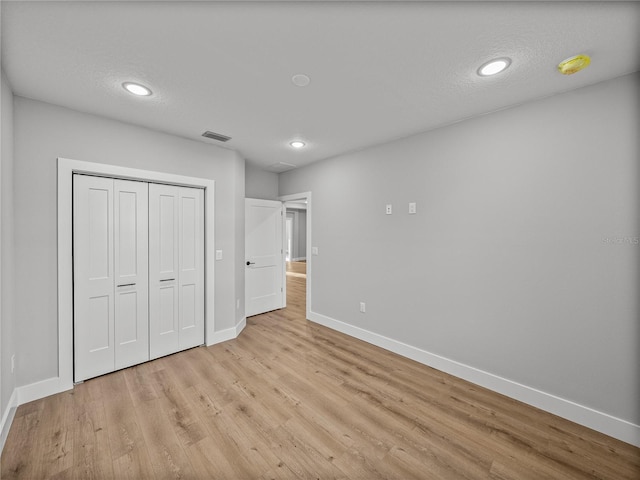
2, 1, 640, 171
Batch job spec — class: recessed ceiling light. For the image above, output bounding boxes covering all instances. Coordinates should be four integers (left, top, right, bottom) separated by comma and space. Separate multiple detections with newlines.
122, 82, 152, 96
292, 74, 311, 87
290, 140, 306, 149
478, 58, 511, 77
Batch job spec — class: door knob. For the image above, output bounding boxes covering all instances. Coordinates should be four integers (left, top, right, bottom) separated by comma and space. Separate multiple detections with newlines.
246, 261, 255, 266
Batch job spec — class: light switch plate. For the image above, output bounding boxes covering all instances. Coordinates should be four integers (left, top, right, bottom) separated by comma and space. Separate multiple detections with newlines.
409, 202, 417, 214
386, 204, 393, 215
312, 246, 319, 255
215, 250, 223, 260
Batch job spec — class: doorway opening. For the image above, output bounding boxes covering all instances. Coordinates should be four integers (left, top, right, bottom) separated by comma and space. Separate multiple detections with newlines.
279, 192, 312, 320
285, 213, 294, 262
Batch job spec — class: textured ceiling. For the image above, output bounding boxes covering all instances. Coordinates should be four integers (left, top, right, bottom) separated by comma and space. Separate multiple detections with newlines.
2, 1, 639, 171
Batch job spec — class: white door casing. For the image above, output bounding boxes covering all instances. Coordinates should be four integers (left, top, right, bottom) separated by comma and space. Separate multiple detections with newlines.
245, 198, 285, 317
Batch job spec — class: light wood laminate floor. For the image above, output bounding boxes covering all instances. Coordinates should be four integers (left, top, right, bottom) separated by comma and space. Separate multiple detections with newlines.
2, 263, 638, 479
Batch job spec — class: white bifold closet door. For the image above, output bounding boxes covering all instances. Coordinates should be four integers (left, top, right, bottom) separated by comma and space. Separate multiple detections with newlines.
73, 175, 149, 382
74, 175, 204, 382
149, 184, 204, 360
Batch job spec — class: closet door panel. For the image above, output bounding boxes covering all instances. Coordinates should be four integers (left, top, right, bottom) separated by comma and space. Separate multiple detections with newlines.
159, 194, 178, 274
149, 184, 180, 359
114, 180, 149, 369
178, 188, 205, 349
159, 285, 178, 333
73, 175, 115, 382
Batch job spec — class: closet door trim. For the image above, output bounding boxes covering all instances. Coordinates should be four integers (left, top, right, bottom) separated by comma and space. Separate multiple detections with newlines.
57, 158, 216, 394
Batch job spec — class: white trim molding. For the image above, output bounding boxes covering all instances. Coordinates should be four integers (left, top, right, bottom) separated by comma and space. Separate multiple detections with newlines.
16, 377, 63, 406
235, 317, 247, 337
0, 388, 18, 452
57, 157, 216, 392
308, 310, 640, 448
207, 317, 247, 346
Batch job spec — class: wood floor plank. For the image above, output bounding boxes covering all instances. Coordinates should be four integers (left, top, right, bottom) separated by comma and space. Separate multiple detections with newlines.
2, 262, 639, 479
0, 409, 41, 479
72, 396, 114, 480
99, 371, 155, 480
133, 395, 198, 480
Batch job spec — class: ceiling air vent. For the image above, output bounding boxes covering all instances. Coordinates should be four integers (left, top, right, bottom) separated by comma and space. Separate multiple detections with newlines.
202, 131, 231, 142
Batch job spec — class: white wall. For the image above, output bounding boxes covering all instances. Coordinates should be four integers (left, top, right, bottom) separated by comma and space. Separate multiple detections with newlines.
1, 70, 17, 442
13, 97, 245, 387
245, 163, 279, 200
280, 73, 640, 440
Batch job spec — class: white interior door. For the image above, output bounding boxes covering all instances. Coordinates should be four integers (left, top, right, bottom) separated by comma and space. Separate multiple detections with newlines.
75, 176, 204, 379
114, 179, 149, 370
149, 184, 204, 359
149, 184, 180, 358
73, 175, 115, 381
245, 198, 285, 317
177, 187, 204, 350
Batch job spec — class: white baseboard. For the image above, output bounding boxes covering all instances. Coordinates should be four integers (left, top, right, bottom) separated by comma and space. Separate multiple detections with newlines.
17, 376, 71, 406
2, 376, 70, 454
13, 321, 248, 405
206, 317, 247, 346
1, 388, 18, 452
291, 257, 306, 262
308, 310, 640, 448
8, 312, 636, 448
235, 317, 247, 336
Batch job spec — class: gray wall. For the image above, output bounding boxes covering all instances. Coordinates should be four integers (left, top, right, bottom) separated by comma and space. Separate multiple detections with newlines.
286, 208, 306, 260
233, 152, 246, 321
280, 73, 640, 426
13, 97, 245, 387
245, 163, 279, 200
1, 71, 16, 421
298, 210, 306, 259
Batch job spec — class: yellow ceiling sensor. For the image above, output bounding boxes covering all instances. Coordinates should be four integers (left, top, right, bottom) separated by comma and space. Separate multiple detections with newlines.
558, 54, 591, 75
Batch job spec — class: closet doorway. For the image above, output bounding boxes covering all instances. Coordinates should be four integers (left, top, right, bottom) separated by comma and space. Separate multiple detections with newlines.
73, 174, 204, 382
